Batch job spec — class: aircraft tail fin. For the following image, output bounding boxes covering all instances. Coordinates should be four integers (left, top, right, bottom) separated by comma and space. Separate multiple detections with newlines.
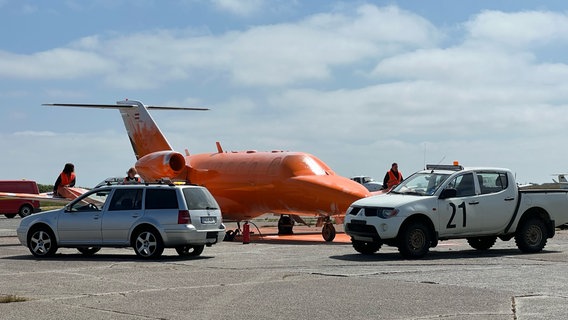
44, 100, 208, 159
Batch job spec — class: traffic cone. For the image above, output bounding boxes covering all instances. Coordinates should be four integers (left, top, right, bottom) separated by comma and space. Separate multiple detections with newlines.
242, 221, 250, 244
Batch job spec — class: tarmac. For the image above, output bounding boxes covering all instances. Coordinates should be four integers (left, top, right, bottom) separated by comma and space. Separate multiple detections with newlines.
1, 215, 568, 319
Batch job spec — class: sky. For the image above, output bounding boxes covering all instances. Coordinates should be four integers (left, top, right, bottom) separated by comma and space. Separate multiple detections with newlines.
1, 0, 568, 187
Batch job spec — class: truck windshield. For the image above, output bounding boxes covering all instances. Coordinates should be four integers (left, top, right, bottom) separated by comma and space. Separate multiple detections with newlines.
391, 172, 451, 196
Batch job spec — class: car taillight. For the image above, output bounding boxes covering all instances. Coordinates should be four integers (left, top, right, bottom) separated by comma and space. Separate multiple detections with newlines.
178, 210, 191, 224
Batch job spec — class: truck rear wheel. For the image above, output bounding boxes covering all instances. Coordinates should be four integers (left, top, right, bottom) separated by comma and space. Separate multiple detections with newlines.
467, 236, 497, 250
352, 240, 381, 254
398, 221, 431, 259
515, 218, 547, 253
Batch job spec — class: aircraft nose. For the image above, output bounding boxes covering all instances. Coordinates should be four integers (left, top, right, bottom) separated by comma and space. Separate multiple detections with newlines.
289, 175, 372, 214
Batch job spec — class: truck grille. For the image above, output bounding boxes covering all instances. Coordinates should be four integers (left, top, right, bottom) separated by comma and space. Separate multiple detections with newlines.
346, 223, 377, 234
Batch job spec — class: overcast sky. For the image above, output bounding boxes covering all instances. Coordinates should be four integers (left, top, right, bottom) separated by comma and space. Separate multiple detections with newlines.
1, 0, 568, 187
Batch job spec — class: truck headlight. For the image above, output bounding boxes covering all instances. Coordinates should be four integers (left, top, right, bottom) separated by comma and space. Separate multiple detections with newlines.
377, 208, 398, 219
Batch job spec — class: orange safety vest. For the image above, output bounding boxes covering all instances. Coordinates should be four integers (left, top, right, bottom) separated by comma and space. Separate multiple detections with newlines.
60, 172, 76, 186
387, 170, 402, 188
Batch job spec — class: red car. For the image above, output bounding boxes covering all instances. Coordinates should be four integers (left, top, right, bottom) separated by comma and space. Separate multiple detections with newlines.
0, 180, 41, 218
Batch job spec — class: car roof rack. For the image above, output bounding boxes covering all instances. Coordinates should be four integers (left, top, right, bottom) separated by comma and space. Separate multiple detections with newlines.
426, 164, 464, 171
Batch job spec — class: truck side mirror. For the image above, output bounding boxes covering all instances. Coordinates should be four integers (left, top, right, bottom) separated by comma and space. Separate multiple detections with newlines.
439, 188, 457, 199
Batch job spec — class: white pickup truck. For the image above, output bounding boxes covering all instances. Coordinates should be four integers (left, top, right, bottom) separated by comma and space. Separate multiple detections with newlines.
344, 164, 568, 258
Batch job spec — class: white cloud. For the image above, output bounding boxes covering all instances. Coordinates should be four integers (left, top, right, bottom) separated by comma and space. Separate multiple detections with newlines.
2, 4, 568, 186
466, 10, 568, 48
211, 0, 265, 16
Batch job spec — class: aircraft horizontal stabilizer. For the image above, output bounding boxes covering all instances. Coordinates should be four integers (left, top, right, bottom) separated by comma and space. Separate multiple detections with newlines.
43, 102, 209, 111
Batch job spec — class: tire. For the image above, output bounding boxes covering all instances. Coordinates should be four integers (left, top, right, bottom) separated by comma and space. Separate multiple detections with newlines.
27, 226, 58, 257
175, 245, 205, 257
352, 240, 381, 254
467, 236, 497, 250
132, 228, 164, 259
322, 223, 336, 242
77, 247, 101, 256
398, 221, 431, 259
5, 214, 16, 219
515, 218, 547, 253
19, 204, 34, 218
278, 215, 294, 235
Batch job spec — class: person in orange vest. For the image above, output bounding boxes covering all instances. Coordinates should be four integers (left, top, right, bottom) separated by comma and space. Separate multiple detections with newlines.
382, 162, 403, 190
123, 167, 142, 184
53, 163, 76, 197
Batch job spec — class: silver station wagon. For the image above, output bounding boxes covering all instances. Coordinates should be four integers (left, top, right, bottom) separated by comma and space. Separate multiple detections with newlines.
17, 183, 225, 259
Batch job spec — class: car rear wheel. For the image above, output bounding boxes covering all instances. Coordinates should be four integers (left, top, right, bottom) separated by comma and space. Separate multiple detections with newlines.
28, 227, 58, 257
133, 228, 164, 259
175, 245, 204, 257
77, 247, 101, 256
19, 204, 34, 218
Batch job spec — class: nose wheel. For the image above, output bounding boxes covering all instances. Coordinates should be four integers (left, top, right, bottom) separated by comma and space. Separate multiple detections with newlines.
322, 222, 336, 242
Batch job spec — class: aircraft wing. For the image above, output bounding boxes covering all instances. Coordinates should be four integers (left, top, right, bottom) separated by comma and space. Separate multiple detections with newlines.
0, 187, 89, 205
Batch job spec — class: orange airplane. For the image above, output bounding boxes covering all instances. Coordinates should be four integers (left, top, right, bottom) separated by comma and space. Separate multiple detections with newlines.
41, 100, 374, 241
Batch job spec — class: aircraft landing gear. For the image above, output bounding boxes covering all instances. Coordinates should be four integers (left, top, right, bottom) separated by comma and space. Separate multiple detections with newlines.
278, 215, 295, 235
224, 221, 241, 241
322, 222, 336, 242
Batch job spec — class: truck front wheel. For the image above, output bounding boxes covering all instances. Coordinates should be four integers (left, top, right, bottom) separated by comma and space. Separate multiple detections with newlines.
515, 218, 547, 253
398, 221, 431, 259
352, 240, 381, 254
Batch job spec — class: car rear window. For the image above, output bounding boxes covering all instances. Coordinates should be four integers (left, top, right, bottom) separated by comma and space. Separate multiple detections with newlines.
182, 188, 218, 210
145, 189, 178, 209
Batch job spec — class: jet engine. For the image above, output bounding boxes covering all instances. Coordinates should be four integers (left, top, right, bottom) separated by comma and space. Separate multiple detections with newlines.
135, 150, 187, 182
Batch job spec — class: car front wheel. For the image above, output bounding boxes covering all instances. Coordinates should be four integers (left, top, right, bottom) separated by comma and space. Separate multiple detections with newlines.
28, 227, 58, 257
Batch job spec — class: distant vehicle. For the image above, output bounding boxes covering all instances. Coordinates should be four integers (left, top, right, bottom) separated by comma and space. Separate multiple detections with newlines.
0, 180, 41, 218
351, 176, 383, 192
17, 183, 225, 259
344, 164, 568, 259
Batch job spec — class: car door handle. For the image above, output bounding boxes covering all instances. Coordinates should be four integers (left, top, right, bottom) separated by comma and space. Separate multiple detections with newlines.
504, 197, 515, 201
468, 201, 479, 205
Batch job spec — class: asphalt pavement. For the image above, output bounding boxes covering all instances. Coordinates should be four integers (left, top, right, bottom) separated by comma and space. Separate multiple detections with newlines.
1, 215, 567, 319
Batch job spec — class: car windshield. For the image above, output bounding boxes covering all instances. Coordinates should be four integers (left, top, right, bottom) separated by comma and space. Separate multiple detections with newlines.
391, 172, 452, 196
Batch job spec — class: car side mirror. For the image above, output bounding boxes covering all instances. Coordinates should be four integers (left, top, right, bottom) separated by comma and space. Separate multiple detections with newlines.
439, 188, 457, 199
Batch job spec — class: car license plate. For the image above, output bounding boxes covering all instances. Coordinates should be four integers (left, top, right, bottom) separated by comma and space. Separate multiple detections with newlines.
201, 216, 216, 224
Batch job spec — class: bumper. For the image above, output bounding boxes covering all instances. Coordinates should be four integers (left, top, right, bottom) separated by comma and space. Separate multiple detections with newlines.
162, 224, 226, 247
344, 217, 402, 241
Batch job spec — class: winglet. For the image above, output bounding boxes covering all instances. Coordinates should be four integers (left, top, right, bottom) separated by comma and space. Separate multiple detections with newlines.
216, 141, 224, 153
